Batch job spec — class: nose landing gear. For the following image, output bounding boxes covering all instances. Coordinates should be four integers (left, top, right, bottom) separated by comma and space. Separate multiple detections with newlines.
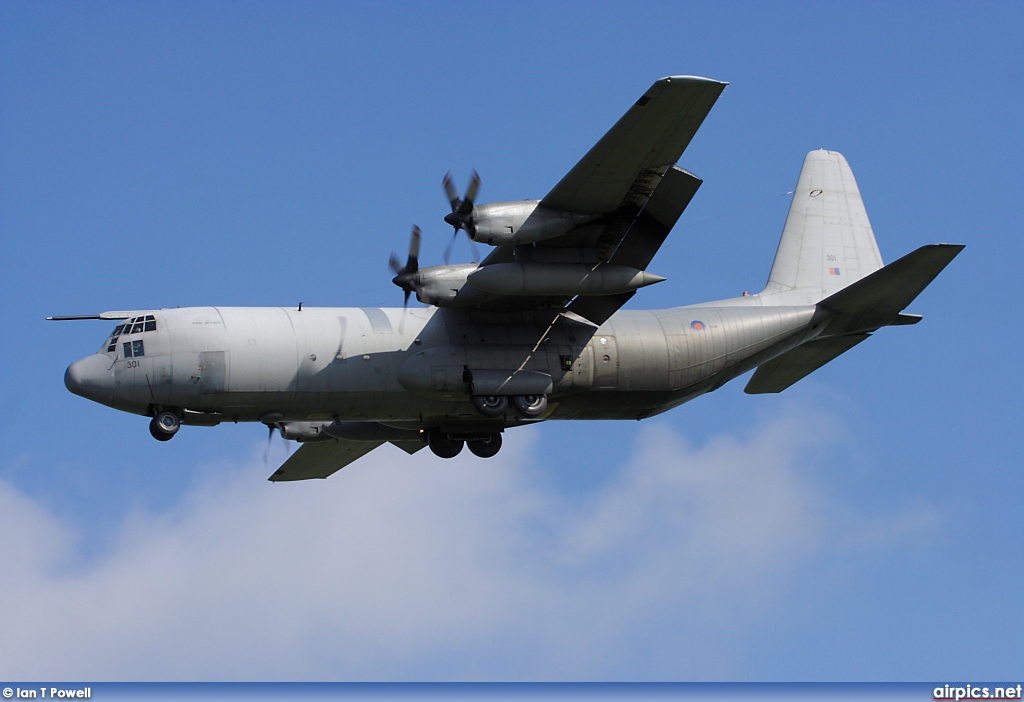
149, 409, 181, 441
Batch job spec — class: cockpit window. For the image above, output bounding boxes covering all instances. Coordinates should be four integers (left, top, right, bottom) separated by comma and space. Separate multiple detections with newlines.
123, 340, 145, 358
104, 316, 157, 354
120, 316, 158, 336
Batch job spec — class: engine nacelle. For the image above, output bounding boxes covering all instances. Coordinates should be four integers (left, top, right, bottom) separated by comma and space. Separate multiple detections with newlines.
279, 421, 333, 442
411, 263, 477, 305
471, 201, 600, 246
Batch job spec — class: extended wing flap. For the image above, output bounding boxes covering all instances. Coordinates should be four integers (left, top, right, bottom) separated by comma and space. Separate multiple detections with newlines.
540, 76, 725, 215
566, 166, 701, 325
744, 333, 871, 394
268, 439, 384, 481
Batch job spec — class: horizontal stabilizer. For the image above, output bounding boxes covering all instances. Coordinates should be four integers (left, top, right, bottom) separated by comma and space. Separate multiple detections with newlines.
745, 334, 870, 394
269, 439, 384, 481
818, 243, 964, 336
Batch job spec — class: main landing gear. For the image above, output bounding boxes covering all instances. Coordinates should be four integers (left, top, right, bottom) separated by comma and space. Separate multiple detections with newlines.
149, 409, 181, 441
471, 394, 548, 419
426, 429, 502, 459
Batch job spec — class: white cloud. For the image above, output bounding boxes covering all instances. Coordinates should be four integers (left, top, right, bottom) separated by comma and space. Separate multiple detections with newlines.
0, 410, 937, 681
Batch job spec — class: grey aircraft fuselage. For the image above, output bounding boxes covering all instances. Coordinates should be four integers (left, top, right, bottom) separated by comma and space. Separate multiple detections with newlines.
66, 299, 816, 428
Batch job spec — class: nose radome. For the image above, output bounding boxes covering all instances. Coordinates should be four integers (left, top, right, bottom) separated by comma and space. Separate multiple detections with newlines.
65, 354, 115, 403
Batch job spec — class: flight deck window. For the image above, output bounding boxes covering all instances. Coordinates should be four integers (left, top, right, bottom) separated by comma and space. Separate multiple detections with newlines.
112, 324, 126, 336
144, 319, 156, 332
123, 340, 145, 358
131, 322, 144, 334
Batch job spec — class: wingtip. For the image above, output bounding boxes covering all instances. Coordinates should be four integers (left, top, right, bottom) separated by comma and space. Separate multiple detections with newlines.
658, 75, 729, 86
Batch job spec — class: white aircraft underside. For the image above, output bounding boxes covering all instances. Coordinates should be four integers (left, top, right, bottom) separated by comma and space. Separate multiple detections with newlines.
54, 76, 963, 480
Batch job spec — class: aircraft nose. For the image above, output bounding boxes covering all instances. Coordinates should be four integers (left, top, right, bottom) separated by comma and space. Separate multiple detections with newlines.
65, 354, 115, 404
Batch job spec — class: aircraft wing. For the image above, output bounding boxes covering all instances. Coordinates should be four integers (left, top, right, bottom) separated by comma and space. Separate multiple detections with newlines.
268, 439, 384, 481
463, 77, 723, 326
541, 75, 726, 215
567, 164, 704, 324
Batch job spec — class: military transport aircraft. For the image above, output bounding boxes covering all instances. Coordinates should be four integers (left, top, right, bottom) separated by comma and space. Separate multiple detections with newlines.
52, 76, 963, 481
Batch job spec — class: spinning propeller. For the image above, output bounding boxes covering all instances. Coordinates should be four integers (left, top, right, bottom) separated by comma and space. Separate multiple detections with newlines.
262, 421, 291, 465
442, 171, 481, 263
388, 225, 422, 308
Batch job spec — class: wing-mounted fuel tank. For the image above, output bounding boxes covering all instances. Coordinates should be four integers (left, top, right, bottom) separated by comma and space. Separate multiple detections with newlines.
409, 261, 665, 307
470, 201, 600, 246
467, 262, 664, 297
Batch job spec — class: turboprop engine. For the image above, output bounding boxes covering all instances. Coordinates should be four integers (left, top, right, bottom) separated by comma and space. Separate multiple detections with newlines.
468, 201, 600, 246
443, 172, 600, 247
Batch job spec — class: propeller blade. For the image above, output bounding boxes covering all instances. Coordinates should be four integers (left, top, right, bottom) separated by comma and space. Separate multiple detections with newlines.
407, 225, 421, 272
461, 170, 480, 213
443, 231, 457, 264
263, 424, 274, 465
443, 172, 460, 211
391, 225, 423, 305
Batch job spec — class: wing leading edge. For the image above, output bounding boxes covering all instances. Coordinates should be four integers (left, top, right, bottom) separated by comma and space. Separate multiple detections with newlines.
467, 77, 725, 324
541, 75, 726, 216
269, 439, 384, 481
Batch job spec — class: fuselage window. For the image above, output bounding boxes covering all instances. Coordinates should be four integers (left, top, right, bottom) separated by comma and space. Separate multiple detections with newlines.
106, 337, 119, 353
123, 340, 145, 358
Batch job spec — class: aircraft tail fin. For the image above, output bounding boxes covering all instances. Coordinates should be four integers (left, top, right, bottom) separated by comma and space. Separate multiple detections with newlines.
761, 150, 884, 305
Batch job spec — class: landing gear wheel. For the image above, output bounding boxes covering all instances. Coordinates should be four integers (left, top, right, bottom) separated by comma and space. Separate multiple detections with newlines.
149, 410, 180, 441
467, 433, 502, 458
470, 394, 508, 418
512, 394, 548, 418
427, 430, 464, 459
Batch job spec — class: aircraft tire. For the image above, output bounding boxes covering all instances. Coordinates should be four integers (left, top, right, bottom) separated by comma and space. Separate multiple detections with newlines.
149, 410, 180, 441
427, 430, 464, 459
467, 433, 502, 458
470, 394, 508, 418
512, 394, 547, 418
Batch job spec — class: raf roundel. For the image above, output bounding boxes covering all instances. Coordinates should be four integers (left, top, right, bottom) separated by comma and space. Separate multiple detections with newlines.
690, 320, 705, 331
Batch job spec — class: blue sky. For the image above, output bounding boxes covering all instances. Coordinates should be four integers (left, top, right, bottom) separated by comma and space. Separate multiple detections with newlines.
1, 1, 1021, 681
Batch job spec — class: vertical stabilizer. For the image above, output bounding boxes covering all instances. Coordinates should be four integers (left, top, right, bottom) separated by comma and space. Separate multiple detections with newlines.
761, 150, 883, 305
